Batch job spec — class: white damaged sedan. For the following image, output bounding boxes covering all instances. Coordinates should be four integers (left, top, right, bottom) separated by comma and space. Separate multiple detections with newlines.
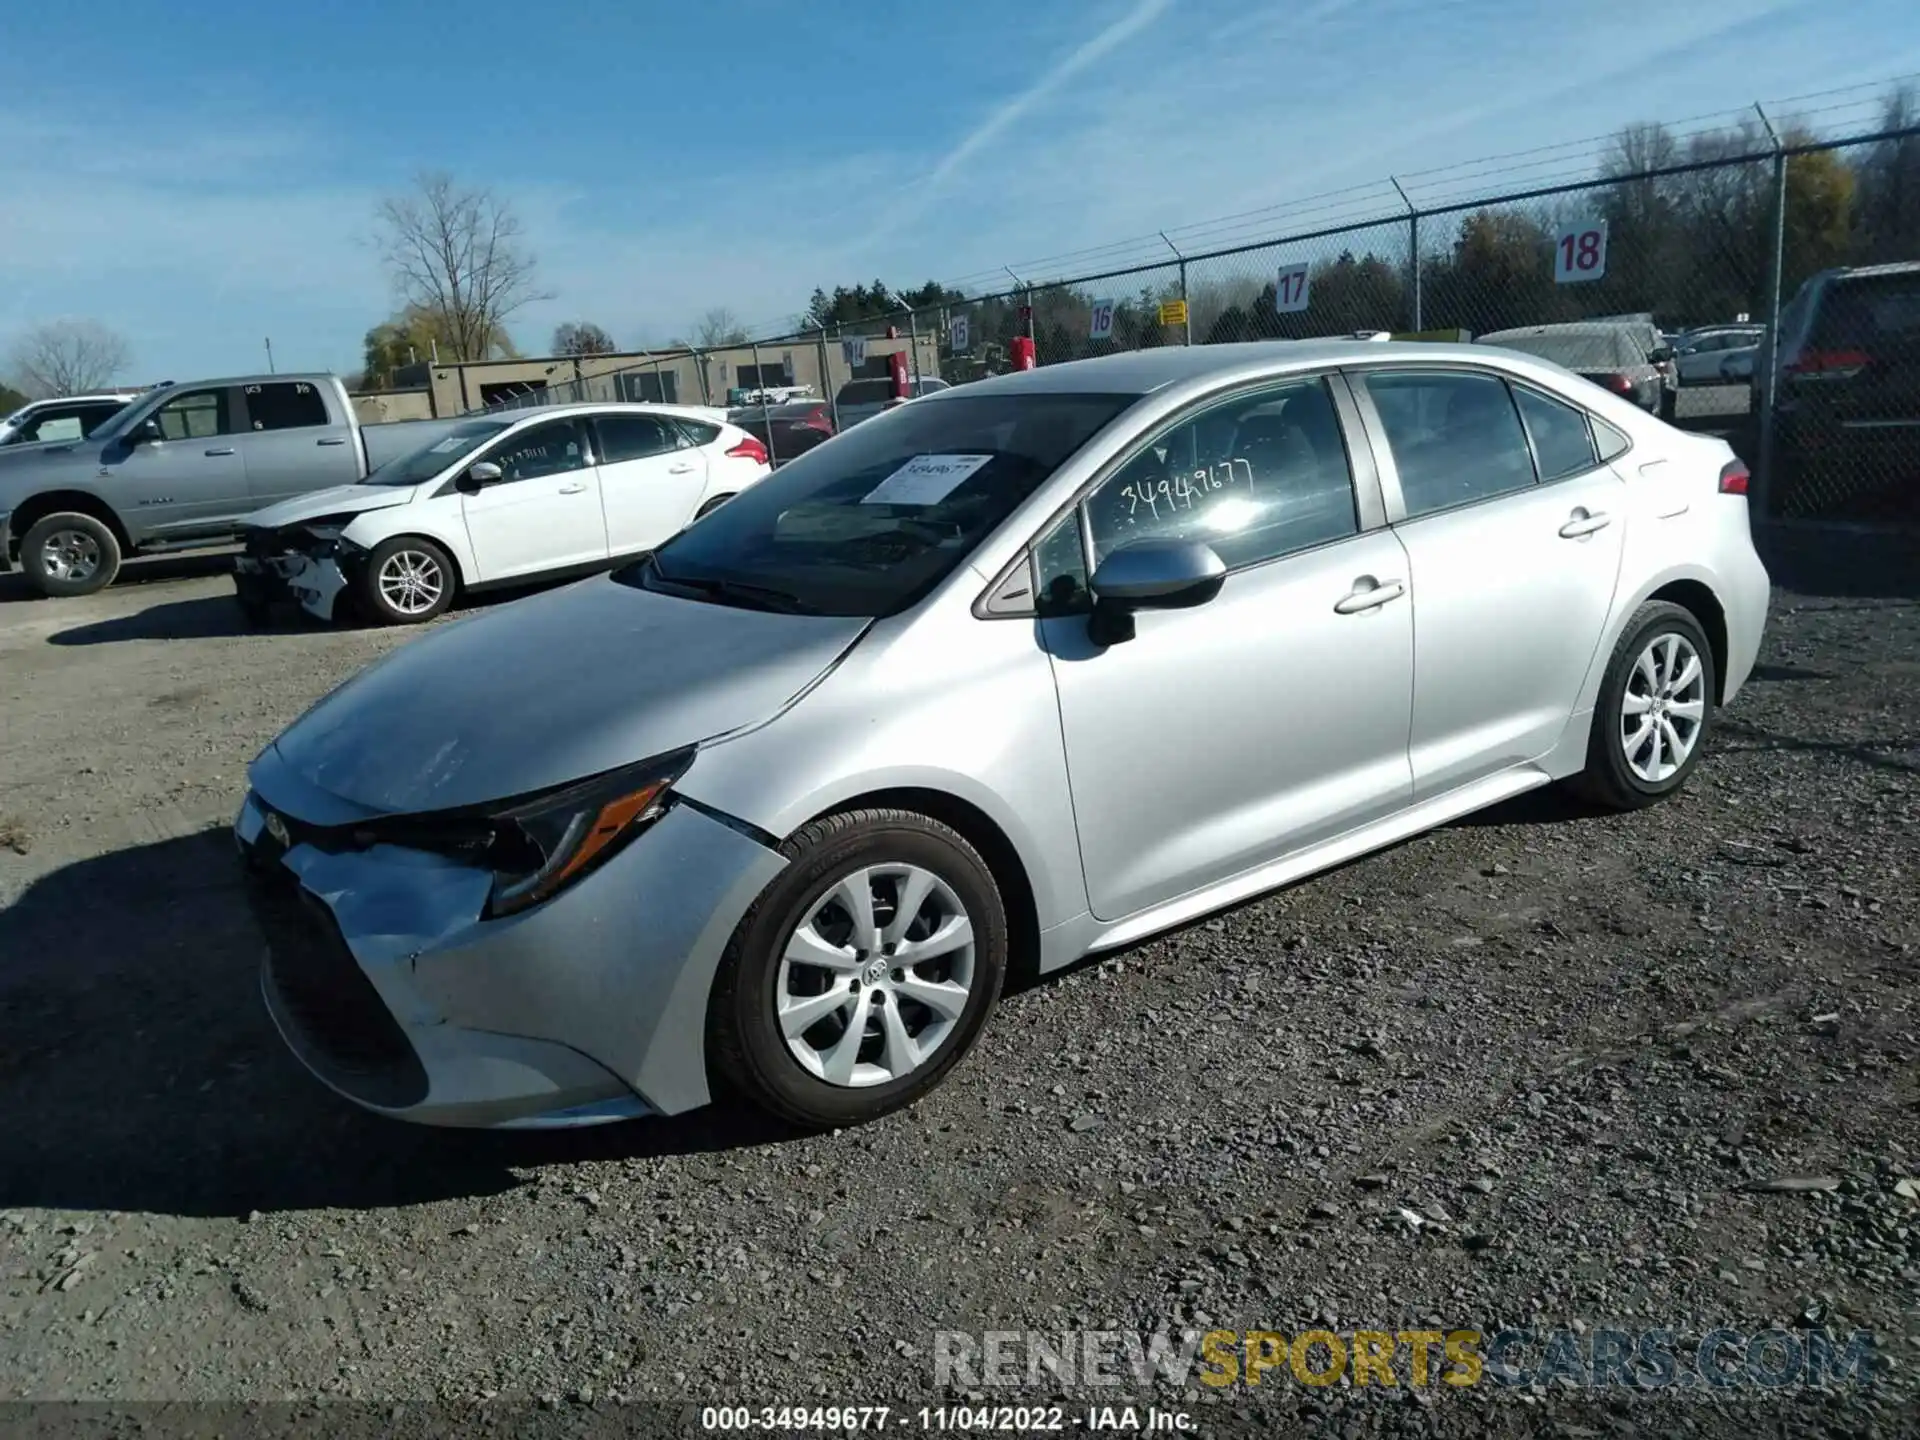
233, 402, 772, 625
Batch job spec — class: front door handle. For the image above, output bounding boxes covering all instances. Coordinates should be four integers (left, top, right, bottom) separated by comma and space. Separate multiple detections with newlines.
557, 483, 588, 495
205, 446, 235, 456
1558, 509, 1612, 538
316, 436, 348, 447
1333, 577, 1406, 614
667, 462, 697, 474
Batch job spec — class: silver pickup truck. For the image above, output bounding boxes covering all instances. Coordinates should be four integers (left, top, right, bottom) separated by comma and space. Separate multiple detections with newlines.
0, 372, 456, 597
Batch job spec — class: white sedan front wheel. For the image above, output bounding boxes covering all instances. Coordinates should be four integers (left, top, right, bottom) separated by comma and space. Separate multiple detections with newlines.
357, 536, 455, 625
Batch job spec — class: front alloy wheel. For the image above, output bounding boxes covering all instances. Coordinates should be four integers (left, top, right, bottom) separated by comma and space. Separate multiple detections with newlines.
775, 863, 978, 1087
357, 536, 455, 624
710, 809, 1008, 1128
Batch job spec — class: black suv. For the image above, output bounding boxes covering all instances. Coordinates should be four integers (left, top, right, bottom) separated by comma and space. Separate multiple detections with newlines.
1762, 262, 1920, 522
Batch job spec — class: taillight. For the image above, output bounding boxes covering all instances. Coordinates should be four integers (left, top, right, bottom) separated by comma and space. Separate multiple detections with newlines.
1786, 348, 1869, 379
1598, 373, 1636, 395
803, 407, 834, 434
1718, 459, 1750, 496
726, 434, 769, 465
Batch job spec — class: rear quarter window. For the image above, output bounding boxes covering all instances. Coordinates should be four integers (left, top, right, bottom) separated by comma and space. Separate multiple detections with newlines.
676, 420, 720, 446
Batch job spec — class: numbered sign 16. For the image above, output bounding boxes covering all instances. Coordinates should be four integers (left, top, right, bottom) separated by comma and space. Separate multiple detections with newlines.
841, 335, 868, 369
948, 314, 970, 354
1554, 221, 1608, 284
1089, 298, 1117, 342
1274, 263, 1311, 314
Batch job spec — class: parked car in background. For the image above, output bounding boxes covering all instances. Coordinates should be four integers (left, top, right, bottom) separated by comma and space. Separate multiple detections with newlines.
235, 340, 1768, 1132
1479, 321, 1677, 419
0, 374, 458, 597
1759, 261, 1920, 520
0, 390, 143, 449
1670, 325, 1764, 385
728, 399, 837, 462
233, 403, 771, 626
834, 375, 951, 429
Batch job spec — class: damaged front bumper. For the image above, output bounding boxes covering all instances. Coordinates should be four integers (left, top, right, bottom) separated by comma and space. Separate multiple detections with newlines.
233, 749, 787, 1128
234, 527, 356, 622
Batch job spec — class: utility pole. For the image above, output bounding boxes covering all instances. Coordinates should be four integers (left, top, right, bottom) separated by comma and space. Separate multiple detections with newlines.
264, 338, 276, 374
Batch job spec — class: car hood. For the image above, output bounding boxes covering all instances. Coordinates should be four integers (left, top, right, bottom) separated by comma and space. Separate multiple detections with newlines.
0, 440, 97, 492
246, 482, 419, 530
264, 573, 870, 814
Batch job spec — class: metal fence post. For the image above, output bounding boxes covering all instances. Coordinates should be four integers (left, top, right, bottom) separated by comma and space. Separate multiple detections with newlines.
821, 327, 840, 432
906, 307, 922, 389
1392, 177, 1421, 332
1160, 232, 1191, 347
1756, 105, 1787, 523
750, 339, 777, 466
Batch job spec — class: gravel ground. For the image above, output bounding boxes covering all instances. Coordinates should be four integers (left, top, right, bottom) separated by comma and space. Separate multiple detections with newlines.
0, 532, 1915, 1439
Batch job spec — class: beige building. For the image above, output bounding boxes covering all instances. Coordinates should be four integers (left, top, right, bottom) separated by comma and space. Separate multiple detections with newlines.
391, 333, 942, 419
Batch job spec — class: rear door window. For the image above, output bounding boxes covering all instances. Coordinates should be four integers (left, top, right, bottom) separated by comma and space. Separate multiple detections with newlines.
1813, 274, 1920, 353
595, 414, 682, 462
1363, 370, 1538, 519
244, 381, 331, 431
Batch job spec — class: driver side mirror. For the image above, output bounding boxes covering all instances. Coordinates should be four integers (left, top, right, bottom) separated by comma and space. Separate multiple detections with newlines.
457, 460, 503, 494
1649, 346, 1674, 365
128, 417, 164, 445
1086, 538, 1227, 647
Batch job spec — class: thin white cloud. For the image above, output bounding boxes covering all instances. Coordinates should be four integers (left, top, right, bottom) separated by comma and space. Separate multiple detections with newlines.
887, 0, 1177, 227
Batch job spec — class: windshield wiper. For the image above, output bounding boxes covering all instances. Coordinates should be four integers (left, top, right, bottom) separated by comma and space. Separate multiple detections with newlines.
647, 561, 809, 614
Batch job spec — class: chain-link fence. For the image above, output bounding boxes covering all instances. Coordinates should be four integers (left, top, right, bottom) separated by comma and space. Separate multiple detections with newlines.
453, 86, 1920, 524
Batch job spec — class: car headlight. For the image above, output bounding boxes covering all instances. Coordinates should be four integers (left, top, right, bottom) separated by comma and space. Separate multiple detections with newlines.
482, 748, 695, 917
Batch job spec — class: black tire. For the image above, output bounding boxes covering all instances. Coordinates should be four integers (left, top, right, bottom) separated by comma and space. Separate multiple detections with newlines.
1658, 388, 1678, 423
694, 493, 736, 520
1572, 600, 1717, 811
708, 809, 1009, 1129
20, 512, 122, 598
355, 535, 456, 625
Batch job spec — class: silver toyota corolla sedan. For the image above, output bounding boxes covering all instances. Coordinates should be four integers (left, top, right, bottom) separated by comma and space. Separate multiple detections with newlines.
236, 341, 1771, 1131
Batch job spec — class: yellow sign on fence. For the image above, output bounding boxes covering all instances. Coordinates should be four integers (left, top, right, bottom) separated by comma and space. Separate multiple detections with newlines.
1158, 300, 1189, 328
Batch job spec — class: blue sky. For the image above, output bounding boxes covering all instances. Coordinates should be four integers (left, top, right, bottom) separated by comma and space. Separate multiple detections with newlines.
3, 0, 1917, 382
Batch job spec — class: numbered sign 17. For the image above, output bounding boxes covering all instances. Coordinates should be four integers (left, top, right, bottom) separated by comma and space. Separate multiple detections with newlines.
948, 314, 970, 354
1554, 221, 1608, 284
1274, 263, 1311, 314
1089, 299, 1116, 342
841, 335, 868, 369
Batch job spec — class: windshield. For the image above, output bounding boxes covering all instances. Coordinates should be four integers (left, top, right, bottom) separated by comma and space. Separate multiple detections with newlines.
625, 391, 1136, 617
362, 418, 512, 486
1482, 329, 1646, 369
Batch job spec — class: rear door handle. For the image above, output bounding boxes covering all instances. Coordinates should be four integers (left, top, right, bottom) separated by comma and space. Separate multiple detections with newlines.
1558, 510, 1612, 538
1333, 577, 1406, 614
557, 483, 588, 495
316, 436, 348, 447
667, 462, 697, 474
205, 447, 235, 456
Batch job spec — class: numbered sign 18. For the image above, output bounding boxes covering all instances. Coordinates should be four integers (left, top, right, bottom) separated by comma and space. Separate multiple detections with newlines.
1554, 221, 1608, 284
948, 314, 970, 354
841, 335, 868, 369
1088, 298, 1117, 342
1274, 263, 1311, 314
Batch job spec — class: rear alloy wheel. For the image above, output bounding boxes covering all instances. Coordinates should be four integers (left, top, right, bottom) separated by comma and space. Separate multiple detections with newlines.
694, 493, 736, 520
1574, 600, 1716, 810
709, 809, 1008, 1128
21, 512, 123, 598
358, 536, 454, 624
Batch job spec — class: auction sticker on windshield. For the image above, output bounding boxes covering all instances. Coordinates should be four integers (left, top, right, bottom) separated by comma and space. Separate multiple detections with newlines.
862, 454, 994, 506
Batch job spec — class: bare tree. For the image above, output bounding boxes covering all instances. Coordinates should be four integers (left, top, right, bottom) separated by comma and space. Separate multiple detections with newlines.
7, 320, 131, 398
691, 307, 750, 348
375, 173, 549, 363
551, 321, 619, 356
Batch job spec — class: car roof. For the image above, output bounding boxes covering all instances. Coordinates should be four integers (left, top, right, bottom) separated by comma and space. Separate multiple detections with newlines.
486, 401, 729, 425
933, 339, 1563, 397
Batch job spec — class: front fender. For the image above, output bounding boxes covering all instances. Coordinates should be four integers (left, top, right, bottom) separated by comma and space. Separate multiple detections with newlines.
341, 506, 478, 587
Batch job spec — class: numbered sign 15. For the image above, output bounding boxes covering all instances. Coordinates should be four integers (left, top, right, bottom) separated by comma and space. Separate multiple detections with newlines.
1554, 222, 1608, 284
948, 314, 970, 354
841, 335, 868, 369
1274, 263, 1311, 314
1089, 298, 1117, 342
